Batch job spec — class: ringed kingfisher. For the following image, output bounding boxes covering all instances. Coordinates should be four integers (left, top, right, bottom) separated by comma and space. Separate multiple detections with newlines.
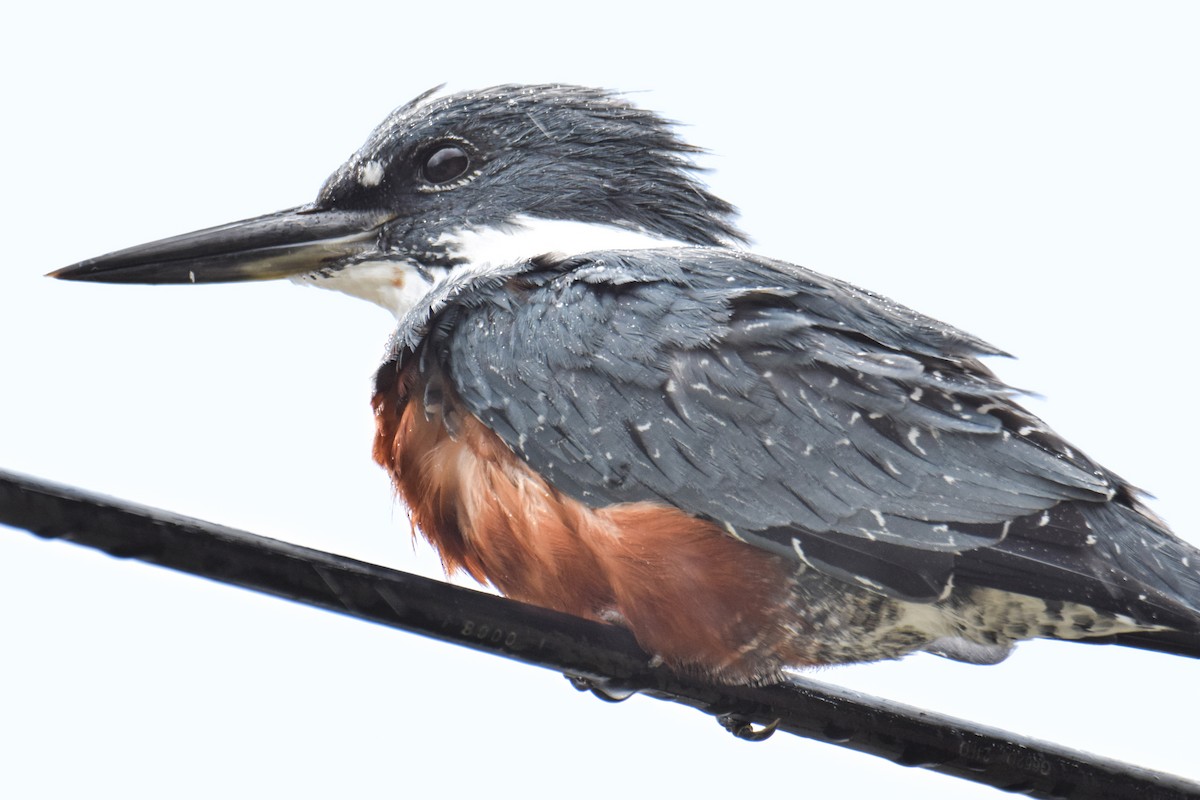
53, 85, 1200, 685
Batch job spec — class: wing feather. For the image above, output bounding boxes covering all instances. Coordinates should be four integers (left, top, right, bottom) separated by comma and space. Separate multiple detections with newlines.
380, 248, 1195, 617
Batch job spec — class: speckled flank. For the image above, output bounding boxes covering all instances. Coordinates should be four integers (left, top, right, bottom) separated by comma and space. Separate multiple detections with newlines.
771, 578, 1154, 671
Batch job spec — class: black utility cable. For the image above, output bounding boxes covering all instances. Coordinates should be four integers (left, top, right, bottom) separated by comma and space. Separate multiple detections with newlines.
2, 468, 1196, 800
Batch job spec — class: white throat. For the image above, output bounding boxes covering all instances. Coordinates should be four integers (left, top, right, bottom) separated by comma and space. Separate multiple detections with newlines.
289, 260, 436, 318
290, 215, 692, 318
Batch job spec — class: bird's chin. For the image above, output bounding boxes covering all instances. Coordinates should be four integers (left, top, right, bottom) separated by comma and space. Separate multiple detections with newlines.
289, 259, 437, 317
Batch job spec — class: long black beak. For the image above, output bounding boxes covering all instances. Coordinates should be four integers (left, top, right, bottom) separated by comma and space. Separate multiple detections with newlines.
50, 206, 393, 284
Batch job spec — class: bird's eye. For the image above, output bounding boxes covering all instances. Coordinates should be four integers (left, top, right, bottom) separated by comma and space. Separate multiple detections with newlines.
421, 143, 471, 185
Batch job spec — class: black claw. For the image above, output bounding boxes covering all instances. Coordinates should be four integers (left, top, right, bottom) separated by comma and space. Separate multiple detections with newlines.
717, 713, 779, 742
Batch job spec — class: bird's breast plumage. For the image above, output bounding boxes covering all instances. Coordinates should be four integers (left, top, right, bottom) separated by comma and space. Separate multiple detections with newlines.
372, 355, 830, 682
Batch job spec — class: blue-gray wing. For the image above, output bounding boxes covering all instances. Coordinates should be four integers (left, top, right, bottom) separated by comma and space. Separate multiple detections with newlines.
384, 248, 1193, 614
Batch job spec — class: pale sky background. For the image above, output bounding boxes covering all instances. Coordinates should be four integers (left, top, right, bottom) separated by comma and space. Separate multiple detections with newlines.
3, 3, 1199, 798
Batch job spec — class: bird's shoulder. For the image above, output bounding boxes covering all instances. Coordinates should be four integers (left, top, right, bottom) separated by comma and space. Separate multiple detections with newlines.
383, 245, 1018, 386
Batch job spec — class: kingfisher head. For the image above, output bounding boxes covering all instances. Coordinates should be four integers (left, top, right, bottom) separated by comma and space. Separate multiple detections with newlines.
52, 84, 745, 315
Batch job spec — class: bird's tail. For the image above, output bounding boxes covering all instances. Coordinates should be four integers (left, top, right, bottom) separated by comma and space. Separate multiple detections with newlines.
1081, 500, 1200, 633
961, 499, 1200, 651
1080, 628, 1200, 660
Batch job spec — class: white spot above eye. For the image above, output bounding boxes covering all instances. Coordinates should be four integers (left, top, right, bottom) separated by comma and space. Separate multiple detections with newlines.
359, 160, 385, 187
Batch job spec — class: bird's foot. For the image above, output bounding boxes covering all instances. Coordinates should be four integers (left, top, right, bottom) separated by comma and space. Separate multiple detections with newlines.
717, 713, 779, 742
565, 674, 638, 703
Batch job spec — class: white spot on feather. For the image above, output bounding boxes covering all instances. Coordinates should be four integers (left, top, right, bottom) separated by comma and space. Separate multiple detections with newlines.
854, 575, 885, 591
